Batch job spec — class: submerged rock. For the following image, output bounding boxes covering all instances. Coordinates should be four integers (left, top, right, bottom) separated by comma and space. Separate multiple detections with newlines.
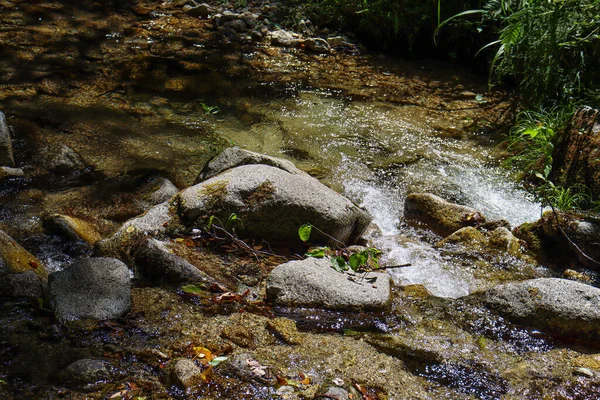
404, 193, 485, 237
47, 257, 131, 322
168, 358, 205, 389
483, 278, 600, 340
0, 111, 14, 167
38, 144, 86, 173
225, 352, 278, 385
60, 358, 113, 386
266, 317, 303, 345
266, 258, 391, 311
45, 214, 103, 245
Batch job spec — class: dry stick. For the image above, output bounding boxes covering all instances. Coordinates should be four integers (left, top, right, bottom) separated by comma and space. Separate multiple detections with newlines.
549, 204, 600, 267
210, 225, 290, 262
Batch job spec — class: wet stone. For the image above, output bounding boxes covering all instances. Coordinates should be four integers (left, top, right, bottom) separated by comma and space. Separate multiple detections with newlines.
0, 166, 24, 181
60, 358, 112, 386
169, 358, 204, 388
47, 257, 131, 322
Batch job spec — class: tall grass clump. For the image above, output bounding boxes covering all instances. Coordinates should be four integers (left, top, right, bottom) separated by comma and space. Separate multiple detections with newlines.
438, 0, 600, 108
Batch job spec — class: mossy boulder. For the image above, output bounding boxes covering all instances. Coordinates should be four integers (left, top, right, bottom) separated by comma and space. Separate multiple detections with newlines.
45, 214, 103, 245
0, 228, 47, 298
179, 164, 371, 246
437, 226, 525, 259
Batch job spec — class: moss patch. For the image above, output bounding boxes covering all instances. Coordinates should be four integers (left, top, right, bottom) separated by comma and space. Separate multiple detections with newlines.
243, 181, 275, 209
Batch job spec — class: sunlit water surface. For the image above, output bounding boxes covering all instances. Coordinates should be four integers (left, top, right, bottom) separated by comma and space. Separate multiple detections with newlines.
218, 90, 543, 297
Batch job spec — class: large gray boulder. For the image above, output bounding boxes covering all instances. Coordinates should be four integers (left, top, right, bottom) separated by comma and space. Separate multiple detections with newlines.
404, 193, 485, 237
98, 150, 370, 255
47, 257, 131, 322
0, 111, 14, 167
181, 164, 371, 246
483, 278, 600, 339
196, 147, 304, 183
132, 238, 216, 284
266, 258, 391, 311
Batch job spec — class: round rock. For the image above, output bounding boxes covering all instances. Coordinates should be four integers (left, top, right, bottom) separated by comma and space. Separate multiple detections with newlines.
48, 257, 131, 322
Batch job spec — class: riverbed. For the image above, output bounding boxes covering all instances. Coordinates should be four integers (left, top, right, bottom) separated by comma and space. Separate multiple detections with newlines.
2, 1, 599, 399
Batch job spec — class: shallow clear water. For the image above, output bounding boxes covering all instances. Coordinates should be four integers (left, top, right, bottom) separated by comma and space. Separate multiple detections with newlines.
217, 89, 544, 297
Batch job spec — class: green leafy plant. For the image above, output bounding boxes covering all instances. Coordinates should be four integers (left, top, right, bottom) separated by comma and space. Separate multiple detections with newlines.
298, 223, 381, 272
201, 102, 220, 115
503, 106, 572, 181
535, 174, 592, 212
437, 0, 600, 107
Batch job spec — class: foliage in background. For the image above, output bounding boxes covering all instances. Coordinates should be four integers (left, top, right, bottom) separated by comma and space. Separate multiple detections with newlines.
439, 0, 600, 108
285, 0, 484, 52
503, 106, 573, 181
438, 0, 600, 211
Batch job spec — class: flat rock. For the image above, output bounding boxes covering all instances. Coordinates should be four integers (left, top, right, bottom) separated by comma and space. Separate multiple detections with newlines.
483, 278, 600, 339
266, 258, 391, 311
0, 111, 14, 167
404, 193, 485, 237
47, 257, 131, 322
196, 147, 304, 183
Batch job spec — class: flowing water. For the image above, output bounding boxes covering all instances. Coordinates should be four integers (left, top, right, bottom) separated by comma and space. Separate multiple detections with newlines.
1, 2, 583, 398
214, 90, 545, 298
